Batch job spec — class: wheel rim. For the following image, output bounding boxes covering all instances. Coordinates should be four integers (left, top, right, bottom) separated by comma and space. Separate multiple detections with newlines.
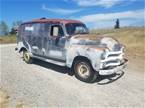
77, 62, 90, 78
24, 51, 30, 62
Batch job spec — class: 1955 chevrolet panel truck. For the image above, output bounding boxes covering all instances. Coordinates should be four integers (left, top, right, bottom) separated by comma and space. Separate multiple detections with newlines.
16, 18, 127, 83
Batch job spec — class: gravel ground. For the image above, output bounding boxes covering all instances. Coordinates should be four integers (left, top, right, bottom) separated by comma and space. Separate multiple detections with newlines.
0, 44, 144, 108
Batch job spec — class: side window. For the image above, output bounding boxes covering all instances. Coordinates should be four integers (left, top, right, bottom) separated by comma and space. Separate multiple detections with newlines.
51, 26, 59, 36
50, 25, 64, 37
75, 26, 86, 34
23, 24, 33, 44
24, 24, 33, 36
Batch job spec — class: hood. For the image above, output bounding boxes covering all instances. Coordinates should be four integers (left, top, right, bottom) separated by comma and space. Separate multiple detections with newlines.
70, 34, 122, 51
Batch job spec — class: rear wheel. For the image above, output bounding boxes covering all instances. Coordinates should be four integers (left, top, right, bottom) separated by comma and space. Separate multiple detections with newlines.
23, 50, 33, 64
74, 59, 97, 83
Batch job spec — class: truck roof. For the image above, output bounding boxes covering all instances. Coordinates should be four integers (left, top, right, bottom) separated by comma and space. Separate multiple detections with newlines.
21, 18, 83, 25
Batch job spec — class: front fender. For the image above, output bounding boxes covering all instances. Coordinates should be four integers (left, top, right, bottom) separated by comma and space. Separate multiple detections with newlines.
66, 45, 104, 71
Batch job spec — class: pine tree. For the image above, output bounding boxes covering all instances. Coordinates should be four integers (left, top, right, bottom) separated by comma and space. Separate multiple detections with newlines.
10, 21, 22, 35
114, 19, 120, 29
0, 21, 9, 36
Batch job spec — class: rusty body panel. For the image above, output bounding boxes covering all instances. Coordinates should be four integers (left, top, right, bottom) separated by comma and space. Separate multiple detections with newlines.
66, 44, 104, 71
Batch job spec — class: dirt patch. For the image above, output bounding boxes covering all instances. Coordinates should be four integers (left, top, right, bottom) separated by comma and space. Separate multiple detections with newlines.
0, 89, 29, 108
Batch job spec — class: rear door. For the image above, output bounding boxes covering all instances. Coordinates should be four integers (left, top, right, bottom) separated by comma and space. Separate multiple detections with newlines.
22, 24, 33, 52
22, 23, 49, 56
31, 23, 45, 55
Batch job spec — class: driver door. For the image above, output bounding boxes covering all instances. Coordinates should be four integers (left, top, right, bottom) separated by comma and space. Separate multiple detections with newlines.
48, 24, 66, 61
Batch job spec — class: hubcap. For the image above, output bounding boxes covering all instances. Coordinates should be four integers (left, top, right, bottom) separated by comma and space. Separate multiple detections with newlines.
24, 52, 30, 62
77, 62, 90, 78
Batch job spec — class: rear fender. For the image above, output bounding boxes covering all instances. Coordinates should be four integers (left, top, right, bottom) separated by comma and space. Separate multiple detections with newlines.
17, 41, 32, 53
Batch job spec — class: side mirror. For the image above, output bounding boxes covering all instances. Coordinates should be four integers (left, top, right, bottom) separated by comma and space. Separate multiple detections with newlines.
65, 35, 71, 40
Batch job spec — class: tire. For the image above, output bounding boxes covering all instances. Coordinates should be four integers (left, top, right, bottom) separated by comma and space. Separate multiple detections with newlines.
73, 59, 97, 83
23, 50, 33, 64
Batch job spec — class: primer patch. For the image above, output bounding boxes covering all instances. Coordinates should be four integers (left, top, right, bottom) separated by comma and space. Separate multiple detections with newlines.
49, 50, 62, 57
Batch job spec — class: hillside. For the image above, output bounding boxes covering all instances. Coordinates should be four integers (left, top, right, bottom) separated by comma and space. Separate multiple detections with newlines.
0, 27, 144, 57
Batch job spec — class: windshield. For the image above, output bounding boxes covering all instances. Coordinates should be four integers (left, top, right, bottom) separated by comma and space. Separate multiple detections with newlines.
65, 23, 89, 35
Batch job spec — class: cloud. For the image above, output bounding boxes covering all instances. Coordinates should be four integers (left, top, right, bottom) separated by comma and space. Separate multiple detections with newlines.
42, 4, 81, 15
80, 9, 144, 23
78, 9, 145, 28
71, 0, 136, 8
87, 19, 144, 29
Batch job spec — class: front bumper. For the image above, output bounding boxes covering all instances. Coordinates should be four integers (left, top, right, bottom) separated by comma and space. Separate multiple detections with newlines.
99, 59, 128, 75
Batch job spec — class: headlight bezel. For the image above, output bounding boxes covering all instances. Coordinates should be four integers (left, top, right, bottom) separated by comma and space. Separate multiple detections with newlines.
101, 49, 109, 60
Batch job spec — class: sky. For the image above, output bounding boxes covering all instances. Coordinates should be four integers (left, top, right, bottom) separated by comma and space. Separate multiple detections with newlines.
0, 0, 145, 29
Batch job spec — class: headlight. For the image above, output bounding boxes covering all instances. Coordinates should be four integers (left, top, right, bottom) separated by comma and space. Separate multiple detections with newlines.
101, 52, 106, 60
101, 49, 109, 60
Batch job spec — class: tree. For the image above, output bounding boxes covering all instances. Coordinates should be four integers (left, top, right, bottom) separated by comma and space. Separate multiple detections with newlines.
12, 21, 22, 28
0, 21, 9, 36
10, 28, 17, 35
114, 19, 120, 29
10, 21, 22, 35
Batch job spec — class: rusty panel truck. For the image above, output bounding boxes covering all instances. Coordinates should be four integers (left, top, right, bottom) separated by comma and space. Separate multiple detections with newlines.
16, 18, 127, 83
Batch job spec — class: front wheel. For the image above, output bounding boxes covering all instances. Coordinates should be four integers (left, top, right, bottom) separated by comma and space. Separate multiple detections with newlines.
23, 50, 33, 64
74, 59, 97, 83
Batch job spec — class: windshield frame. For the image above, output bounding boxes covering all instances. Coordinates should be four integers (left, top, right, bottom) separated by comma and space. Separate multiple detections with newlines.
65, 23, 89, 36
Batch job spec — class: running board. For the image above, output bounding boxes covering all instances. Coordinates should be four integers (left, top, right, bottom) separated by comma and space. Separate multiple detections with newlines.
32, 55, 66, 66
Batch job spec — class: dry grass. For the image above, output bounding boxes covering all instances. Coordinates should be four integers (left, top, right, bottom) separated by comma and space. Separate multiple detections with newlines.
0, 35, 16, 44
0, 27, 144, 57
0, 89, 10, 108
91, 27, 145, 57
